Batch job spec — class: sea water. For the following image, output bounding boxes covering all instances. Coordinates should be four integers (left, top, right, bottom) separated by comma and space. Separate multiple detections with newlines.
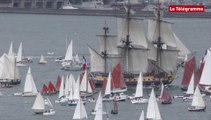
0, 13, 211, 120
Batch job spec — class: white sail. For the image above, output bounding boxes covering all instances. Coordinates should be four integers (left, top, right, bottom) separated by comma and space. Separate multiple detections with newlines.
74, 54, 81, 63
58, 76, 64, 98
105, 72, 112, 95
73, 76, 80, 100
186, 72, 195, 95
0, 54, 9, 79
174, 33, 190, 56
8, 41, 14, 56
32, 93, 45, 111
160, 83, 164, 98
39, 54, 47, 64
135, 72, 143, 98
199, 50, 211, 85
147, 19, 181, 67
67, 74, 74, 100
94, 92, 103, 120
117, 18, 148, 48
191, 85, 205, 107
3, 54, 20, 80
73, 98, 88, 119
139, 110, 144, 120
16, 42, 23, 62
160, 48, 178, 72
80, 70, 93, 93
147, 19, 177, 48
23, 67, 38, 95
98, 35, 118, 55
89, 47, 105, 72
64, 75, 70, 96
64, 40, 73, 61
146, 88, 162, 120
118, 48, 148, 73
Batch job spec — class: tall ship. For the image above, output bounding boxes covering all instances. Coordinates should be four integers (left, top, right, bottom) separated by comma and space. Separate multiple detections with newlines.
88, 1, 190, 86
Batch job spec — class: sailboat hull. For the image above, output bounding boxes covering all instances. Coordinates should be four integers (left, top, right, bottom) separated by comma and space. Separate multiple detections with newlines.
92, 72, 175, 86
111, 110, 118, 114
0, 79, 21, 87
188, 106, 206, 111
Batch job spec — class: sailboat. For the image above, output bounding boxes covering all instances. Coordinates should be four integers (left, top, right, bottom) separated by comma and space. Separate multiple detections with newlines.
182, 72, 195, 101
188, 85, 206, 111
102, 63, 127, 101
22, 67, 38, 97
88, 1, 190, 87
16, 42, 32, 66
160, 86, 172, 104
62, 0, 78, 9
55, 76, 68, 105
199, 49, 211, 93
91, 92, 107, 115
102, 72, 114, 101
42, 81, 57, 95
130, 72, 148, 104
0, 53, 21, 87
72, 98, 88, 120
146, 88, 162, 120
80, 69, 96, 97
180, 56, 196, 91
60, 40, 83, 71
38, 54, 47, 64
68, 76, 81, 106
43, 97, 56, 116
32, 93, 45, 114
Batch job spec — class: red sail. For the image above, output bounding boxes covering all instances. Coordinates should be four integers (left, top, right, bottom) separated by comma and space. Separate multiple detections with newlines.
161, 88, 171, 102
89, 79, 96, 91
111, 63, 126, 88
102, 78, 107, 91
55, 75, 61, 91
194, 68, 201, 87
48, 81, 57, 93
42, 84, 48, 94
181, 56, 196, 87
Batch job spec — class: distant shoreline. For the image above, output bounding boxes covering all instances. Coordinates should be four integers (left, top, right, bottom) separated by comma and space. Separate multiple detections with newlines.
0, 7, 211, 18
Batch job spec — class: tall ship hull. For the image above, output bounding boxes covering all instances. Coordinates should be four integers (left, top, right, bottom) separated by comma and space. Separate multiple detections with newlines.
91, 72, 175, 86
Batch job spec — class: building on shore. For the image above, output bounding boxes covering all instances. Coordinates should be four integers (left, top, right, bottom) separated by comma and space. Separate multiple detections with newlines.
0, 0, 73, 9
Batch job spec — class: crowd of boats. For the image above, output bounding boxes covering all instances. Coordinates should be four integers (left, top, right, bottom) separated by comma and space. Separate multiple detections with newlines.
0, 1, 211, 120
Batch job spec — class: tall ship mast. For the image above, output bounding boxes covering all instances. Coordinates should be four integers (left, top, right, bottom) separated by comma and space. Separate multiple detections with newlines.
89, 1, 190, 86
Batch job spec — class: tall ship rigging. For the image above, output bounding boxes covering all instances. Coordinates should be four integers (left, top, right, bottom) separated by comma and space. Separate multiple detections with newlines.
88, 1, 190, 86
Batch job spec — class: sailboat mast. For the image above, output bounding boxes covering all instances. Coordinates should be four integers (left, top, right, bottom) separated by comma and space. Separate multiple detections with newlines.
103, 22, 109, 73
156, 0, 163, 71
124, 1, 132, 73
